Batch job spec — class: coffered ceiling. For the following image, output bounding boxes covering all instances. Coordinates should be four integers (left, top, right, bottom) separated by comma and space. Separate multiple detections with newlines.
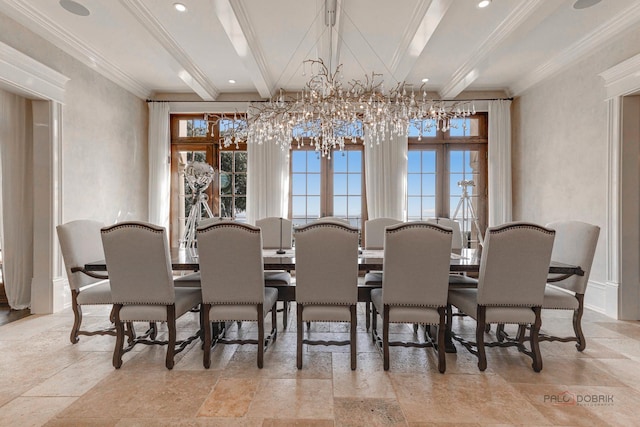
1, 0, 639, 100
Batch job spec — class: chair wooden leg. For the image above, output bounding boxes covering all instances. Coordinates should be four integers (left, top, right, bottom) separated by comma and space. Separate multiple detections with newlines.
203, 304, 212, 369
70, 291, 82, 344
574, 294, 586, 351
297, 304, 303, 370
371, 304, 378, 343
365, 301, 371, 331
257, 304, 264, 369
109, 305, 116, 323
271, 302, 278, 343
282, 300, 289, 330
165, 305, 176, 370
437, 307, 446, 374
125, 322, 135, 343
476, 306, 487, 371
516, 324, 527, 344
383, 305, 390, 371
112, 304, 124, 369
496, 323, 505, 342
350, 305, 357, 371
531, 307, 543, 372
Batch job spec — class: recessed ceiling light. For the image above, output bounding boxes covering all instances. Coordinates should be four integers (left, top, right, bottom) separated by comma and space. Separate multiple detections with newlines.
228, 79, 236, 84
421, 78, 430, 83
573, 0, 601, 9
59, 0, 90, 16
477, 0, 491, 8
173, 3, 187, 12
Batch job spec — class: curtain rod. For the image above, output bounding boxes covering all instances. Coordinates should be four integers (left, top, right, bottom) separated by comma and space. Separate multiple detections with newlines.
146, 97, 514, 103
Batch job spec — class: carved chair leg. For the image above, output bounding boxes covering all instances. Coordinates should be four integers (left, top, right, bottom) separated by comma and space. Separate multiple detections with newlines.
109, 305, 116, 324
203, 304, 212, 369
516, 324, 527, 344
383, 305, 390, 371
282, 300, 289, 330
149, 322, 157, 340
476, 307, 487, 371
531, 307, 543, 372
297, 304, 303, 370
70, 293, 82, 344
350, 305, 357, 371
496, 323, 505, 342
573, 294, 586, 351
165, 305, 176, 370
365, 301, 371, 331
371, 304, 378, 343
437, 307, 446, 373
125, 322, 135, 343
257, 303, 264, 369
112, 305, 124, 369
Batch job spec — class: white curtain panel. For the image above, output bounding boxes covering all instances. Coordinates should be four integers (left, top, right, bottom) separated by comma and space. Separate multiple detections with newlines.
488, 99, 513, 226
364, 129, 408, 220
246, 141, 290, 225
0, 89, 34, 309
148, 102, 171, 230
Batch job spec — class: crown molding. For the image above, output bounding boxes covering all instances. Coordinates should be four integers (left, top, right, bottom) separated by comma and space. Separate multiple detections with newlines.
599, 52, 640, 99
511, 2, 640, 96
0, 0, 150, 99
439, 0, 548, 99
119, 0, 219, 100
389, 0, 452, 82
0, 41, 69, 102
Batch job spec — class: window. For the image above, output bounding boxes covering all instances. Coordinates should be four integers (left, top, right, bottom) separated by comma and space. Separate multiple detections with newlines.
407, 113, 487, 248
169, 114, 247, 246
290, 147, 365, 229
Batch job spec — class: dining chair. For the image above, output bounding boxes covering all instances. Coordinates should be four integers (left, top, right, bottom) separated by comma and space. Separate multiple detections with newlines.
294, 221, 359, 370
173, 216, 225, 287
101, 221, 202, 370
540, 220, 599, 351
57, 220, 115, 344
363, 217, 403, 330
448, 222, 555, 372
197, 221, 278, 369
370, 222, 452, 372
315, 216, 350, 224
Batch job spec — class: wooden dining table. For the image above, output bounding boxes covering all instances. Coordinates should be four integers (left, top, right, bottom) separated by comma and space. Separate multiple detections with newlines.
80, 247, 583, 353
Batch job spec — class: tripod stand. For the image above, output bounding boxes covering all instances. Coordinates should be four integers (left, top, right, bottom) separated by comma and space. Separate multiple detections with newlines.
180, 192, 214, 249
452, 180, 484, 246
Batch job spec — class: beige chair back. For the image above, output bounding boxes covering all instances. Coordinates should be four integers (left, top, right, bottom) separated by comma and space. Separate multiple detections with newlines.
101, 222, 175, 304
256, 217, 293, 249
382, 223, 452, 307
294, 222, 358, 305
364, 218, 402, 249
546, 220, 600, 294
197, 222, 265, 304
315, 216, 350, 224
427, 218, 463, 251
57, 220, 106, 291
478, 222, 555, 307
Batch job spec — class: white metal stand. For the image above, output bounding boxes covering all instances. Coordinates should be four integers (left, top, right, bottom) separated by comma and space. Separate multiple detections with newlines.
452, 180, 484, 246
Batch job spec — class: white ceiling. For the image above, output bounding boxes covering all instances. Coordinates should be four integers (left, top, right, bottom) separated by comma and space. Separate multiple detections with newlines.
2, 0, 639, 100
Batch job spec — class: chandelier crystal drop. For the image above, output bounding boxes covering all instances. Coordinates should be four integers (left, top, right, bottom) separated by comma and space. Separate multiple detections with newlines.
208, 58, 475, 158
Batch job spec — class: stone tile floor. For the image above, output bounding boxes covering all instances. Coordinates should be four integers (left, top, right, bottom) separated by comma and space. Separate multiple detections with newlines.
0, 303, 639, 426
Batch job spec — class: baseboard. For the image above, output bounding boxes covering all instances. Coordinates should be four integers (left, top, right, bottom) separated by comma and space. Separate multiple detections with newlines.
584, 280, 617, 318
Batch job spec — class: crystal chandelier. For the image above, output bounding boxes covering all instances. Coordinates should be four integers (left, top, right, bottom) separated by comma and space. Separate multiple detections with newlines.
208, 58, 475, 158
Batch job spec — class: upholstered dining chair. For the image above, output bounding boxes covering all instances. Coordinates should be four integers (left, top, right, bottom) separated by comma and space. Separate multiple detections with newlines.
197, 221, 278, 369
540, 220, 599, 351
57, 220, 115, 344
173, 216, 225, 288
256, 217, 293, 329
294, 221, 359, 370
370, 222, 452, 372
448, 222, 555, 372
363, 218, 403, 329
101, 221, 202, 370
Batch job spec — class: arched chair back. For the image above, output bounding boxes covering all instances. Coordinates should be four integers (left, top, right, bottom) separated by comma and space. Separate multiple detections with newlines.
256, 217, 293, 249
427, 217, 463, 251
364, 218, 402, 249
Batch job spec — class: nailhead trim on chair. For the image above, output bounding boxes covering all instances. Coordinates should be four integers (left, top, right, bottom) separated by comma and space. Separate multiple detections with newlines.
298, 302, 353, 306
199, 223, 261, 234
115, 301, 175, 305
101, 223, 164, 234
207, 301, 263, 305
295, 223, 359, 234
490, 223, 555, 235
386, 223, 452, 235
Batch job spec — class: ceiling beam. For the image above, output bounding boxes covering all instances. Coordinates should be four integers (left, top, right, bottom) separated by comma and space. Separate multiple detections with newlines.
389, 0, 453, 82
120, 0, 219, 100
439, 0, 553, 99
510, 1, 640, 96
214, 0, 273, 99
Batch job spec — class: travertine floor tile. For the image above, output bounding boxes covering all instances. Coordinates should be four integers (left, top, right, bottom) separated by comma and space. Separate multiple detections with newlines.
333, 397, 406, 426
197, 378, 259, 417
246, 379, 334, 419
0, 396, 77, 427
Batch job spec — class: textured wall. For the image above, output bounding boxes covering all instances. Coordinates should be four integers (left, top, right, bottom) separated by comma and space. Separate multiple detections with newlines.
0, 12, 148, 224
513, 25, 640, 312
